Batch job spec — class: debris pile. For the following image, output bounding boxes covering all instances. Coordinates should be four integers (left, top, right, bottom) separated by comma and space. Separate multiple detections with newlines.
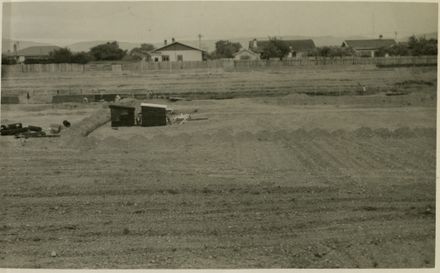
0, 122, 70, 139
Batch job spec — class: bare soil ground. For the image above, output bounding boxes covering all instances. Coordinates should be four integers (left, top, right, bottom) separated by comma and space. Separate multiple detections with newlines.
0, 82, 436, 268
1, 66, 437, 103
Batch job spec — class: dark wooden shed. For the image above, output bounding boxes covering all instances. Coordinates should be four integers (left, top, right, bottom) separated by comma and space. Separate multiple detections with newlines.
109, 105, 135, 127
141, 103, 167, 127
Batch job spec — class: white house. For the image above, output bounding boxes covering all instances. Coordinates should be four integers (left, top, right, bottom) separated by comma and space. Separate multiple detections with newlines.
150, 39, 204, 62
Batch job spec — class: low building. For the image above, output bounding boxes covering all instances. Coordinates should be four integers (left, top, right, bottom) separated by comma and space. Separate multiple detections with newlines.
342, 39, 396, 57
109, 105, 136, 127
150, 39, 204, 62
233, 48, 260, 60
140, 103, 167, 127
11, 45, 61, 63
249, 38, 316, 58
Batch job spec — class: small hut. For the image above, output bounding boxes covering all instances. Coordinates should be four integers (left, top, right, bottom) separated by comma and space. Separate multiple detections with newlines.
109, 105, 135, 127
140, 103, 167, 127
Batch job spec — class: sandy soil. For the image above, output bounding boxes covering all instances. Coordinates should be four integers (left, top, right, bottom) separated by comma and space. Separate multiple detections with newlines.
0, 90, 436, 268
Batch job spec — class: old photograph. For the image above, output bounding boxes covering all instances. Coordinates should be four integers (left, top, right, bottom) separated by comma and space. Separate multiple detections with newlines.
0, 0, 437, 269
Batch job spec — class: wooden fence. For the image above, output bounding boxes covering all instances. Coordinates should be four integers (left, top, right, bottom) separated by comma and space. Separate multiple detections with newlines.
1, 56, 436, 75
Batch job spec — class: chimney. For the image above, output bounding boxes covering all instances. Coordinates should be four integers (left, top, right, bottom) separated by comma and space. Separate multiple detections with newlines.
253, 38, 257, 48
164, 39, 167, 45
171, 37, 175, 43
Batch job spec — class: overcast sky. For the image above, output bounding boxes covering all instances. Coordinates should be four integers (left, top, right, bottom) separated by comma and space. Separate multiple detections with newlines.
2, 1, 438, 45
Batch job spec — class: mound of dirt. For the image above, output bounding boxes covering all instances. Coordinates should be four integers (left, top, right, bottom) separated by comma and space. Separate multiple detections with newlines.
354, 127, 375, 138
62, 98, 137, 139
308, 128, 331, 139
373, 128, 393, 138
330, 129, 349, 138
392, 127, 416, 138
289, 128, 309, 140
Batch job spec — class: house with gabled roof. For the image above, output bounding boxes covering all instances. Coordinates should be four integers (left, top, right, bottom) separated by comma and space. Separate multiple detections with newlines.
233, 48, 260, 60
150, 38, 205, 62
12, 45, 61, 63
342, 38, 396, 57
249, 38, 316, 58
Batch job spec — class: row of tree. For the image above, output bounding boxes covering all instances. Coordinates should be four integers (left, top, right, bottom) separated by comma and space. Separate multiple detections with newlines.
2, 36, 437, 65
2, 41, 157, 64
376, 36, 437, 57
210, 36, 437, 60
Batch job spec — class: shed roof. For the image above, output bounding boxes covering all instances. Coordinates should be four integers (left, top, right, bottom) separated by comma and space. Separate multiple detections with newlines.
16, 46, 61, 57
153, 41, 203, 52
109, 105, 135, 110
343, 39, 396, 50
141, 103, 167, 108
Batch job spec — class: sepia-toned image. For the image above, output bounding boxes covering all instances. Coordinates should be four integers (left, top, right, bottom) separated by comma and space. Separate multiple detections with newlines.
0, 0, 437, 269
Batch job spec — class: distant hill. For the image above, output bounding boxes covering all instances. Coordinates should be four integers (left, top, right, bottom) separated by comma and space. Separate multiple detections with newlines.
4, 32, 437, 55
2, 38, 54, 54
400, 32, 438, 42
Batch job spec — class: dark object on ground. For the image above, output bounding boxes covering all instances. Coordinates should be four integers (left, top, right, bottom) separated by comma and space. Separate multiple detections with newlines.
1, 127, 29, 136
28, 125, 42, 132
141, 103, 167, 127
6, 123, 22, 130
15, 131, 60, 139
167, 96, 186, 102
63, 120, 71, 128
109, 105, 136, 127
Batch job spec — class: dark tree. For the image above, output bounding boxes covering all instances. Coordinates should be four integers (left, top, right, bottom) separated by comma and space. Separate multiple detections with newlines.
260, 38, 290, 60
49, 48, 73, 63
71, 52, 94, 64
129, 43, 155, 60
213, 40, 241, 58
408, 36, 437, 56
89, 41, 126, 61
2, 55, 17, 65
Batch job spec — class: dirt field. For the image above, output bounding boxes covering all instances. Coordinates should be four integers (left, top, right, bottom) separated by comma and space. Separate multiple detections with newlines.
0, 77, 436, 269
1, 65, 437, 103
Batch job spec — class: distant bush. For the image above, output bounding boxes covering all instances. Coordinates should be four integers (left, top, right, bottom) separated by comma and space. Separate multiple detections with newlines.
308, 46, 354, 58
1, 55, 17, 65
260, 38, 290, 60
24, 58, 51, 64
49, 48, 73, 63
90, 41, 126, 61
211, 40, 242, 59
71, 52, 94, 64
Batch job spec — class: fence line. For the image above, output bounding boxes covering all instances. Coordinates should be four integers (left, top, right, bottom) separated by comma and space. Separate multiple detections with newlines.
1, 56, 436, 75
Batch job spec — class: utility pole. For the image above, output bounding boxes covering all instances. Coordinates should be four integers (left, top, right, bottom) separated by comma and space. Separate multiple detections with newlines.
198, 34, 202, 49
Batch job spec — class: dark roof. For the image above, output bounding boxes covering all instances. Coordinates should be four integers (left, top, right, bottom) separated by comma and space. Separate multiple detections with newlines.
16, 46, 61, 57
153, 41, 203, 52
343, 39, 396, 50
250, 39, 316, 52
109, 105, 135, 110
